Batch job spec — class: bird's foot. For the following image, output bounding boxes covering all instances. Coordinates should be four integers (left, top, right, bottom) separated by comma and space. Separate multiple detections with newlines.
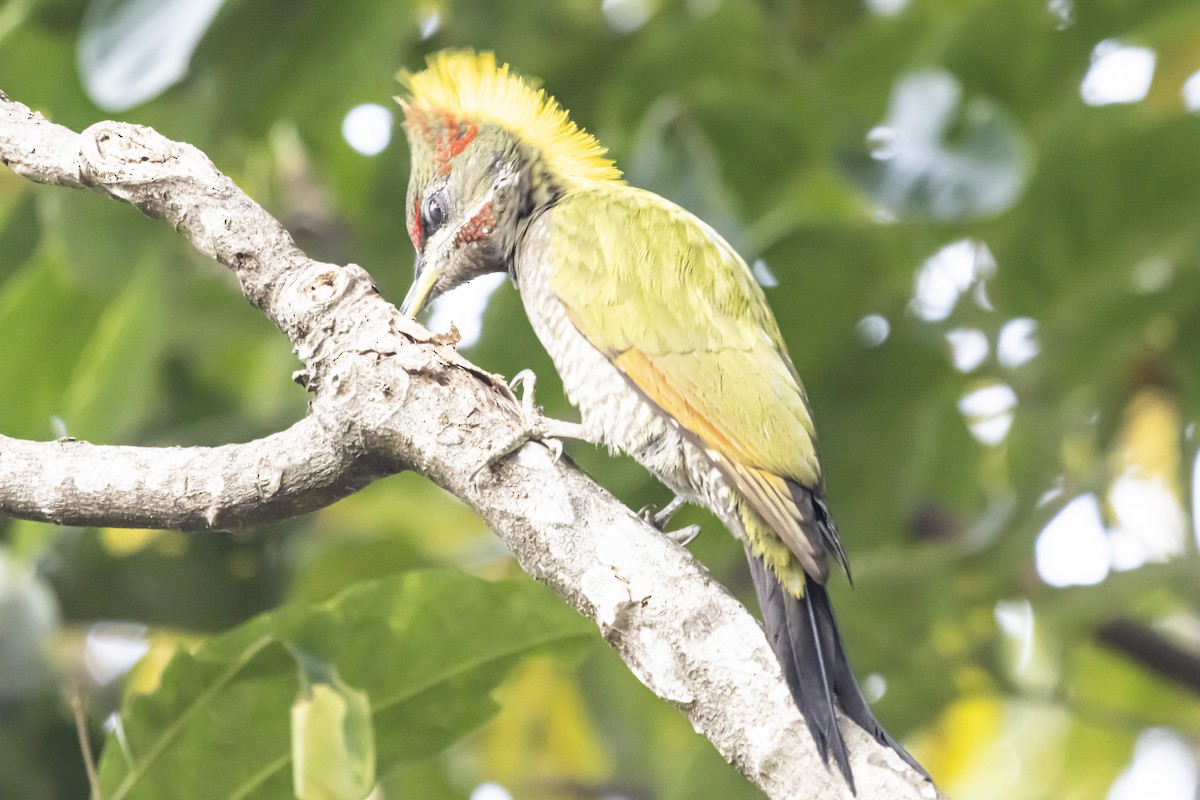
473, 369, 589, 484
666, 524, 702, 546
638, 495, 701, 546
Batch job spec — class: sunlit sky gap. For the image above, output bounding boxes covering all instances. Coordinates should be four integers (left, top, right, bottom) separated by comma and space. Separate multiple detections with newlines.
342, 104, 393, 156
429, 274, 509, 348
470, 782, 513, 800
1108, 729, 1198, 800
1081, 41, 1156, 106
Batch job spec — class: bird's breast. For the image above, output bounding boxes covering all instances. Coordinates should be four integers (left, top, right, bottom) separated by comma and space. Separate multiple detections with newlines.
515, 214, 737, 526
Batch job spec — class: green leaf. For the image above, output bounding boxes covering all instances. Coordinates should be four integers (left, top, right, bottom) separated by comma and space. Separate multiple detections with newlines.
0, 247, 97, 439
0, 232, 166, 442
78, 0, 227, 112
60, 257, 165, 441
290, 651, 375, 800
95, 570, 594, 800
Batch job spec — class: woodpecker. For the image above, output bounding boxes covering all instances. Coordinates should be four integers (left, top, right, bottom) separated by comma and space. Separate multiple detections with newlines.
396, 50, 927, 790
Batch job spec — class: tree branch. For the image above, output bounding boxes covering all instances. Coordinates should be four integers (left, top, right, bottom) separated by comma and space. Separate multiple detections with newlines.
0, 416, 381, 530
1097, 617, 1200, 696
0, 93, 942, 800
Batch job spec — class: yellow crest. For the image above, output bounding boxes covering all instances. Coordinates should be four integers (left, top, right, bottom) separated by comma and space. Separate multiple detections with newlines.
397, 50, 623, 187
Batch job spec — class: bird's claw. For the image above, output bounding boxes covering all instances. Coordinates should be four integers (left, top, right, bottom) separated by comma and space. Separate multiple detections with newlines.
542, 436, 564, 463
509, 369, 538, 421
637, 496, 700, 546
667, 524, 702, 546
472, 369, 585, 484
508, 369, 567, 463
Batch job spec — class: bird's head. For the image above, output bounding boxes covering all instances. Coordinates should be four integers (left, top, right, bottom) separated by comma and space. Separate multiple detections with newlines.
395, 51, 623, 317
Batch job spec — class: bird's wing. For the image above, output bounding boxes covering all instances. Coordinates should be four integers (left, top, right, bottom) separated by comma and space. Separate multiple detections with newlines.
542, 186, 846, 580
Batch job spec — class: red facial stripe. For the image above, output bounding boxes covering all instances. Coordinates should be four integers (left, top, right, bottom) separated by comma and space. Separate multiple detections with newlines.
409, 196, 423, 250
434, 117, 477, 176
454, 202, 495, 247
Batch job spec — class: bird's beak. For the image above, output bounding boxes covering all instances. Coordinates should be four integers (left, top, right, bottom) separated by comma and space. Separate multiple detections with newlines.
400, 255, 438, 318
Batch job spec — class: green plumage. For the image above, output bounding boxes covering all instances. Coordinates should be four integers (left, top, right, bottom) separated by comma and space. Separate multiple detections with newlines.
536, 186, 827, 588
546, 187, 820, 481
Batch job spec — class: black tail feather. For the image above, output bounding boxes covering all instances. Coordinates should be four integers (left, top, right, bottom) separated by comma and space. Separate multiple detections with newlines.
746, 551, 929, 792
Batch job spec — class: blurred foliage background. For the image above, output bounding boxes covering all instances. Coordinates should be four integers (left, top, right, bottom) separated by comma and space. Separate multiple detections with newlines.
2, 0, 1200, 798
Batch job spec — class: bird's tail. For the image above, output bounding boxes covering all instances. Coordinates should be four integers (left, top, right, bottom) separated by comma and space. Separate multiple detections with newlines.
746, 551, 928, 792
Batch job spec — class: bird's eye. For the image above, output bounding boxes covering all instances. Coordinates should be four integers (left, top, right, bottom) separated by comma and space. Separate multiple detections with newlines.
422, 192, 448, 236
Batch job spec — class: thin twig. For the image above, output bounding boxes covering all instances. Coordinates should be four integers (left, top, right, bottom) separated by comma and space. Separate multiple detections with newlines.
70, 677, 101, 799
